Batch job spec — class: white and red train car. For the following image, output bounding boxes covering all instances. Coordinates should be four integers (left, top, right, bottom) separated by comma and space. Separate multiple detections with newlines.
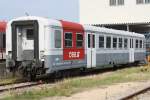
6, 16, 145, 79
0, 21, 6, 60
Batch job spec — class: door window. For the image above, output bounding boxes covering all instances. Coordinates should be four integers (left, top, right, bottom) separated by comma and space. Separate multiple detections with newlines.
88, 34, 91, 48
92, 35, 95, 48
26, 29, 34, 40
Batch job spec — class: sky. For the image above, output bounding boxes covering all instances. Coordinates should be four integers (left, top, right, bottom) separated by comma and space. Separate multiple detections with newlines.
0, 0, 79, 22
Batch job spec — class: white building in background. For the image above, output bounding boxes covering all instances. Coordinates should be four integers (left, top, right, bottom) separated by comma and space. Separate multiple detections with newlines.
79, 0, 150, 25
79, 0, 150, 33
79, 0, 150, 52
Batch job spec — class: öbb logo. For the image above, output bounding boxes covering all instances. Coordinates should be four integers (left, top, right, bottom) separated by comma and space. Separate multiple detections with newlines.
69, 52, 80, 58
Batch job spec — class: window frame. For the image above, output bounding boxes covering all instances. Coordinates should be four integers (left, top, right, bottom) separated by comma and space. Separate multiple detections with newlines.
136, 39, 139, 48
64, 32, 73, 48
110, 0, 117, 6
106, 36, 111, 48
76, 33, 84, 48
140, 40, 143, 48
113, 37, 117, 48
92, 34, 95, 48
136, 0, 144, 4
124, 38, 128, 49
118, 0, 124, 5
145, 0, 150, 3
3, 33, 6, 48
88, 34, 91, 48
99, 35, 105, 48
110, 0, 124, 6
119, 38, 123, 48
26, 28, 34, 40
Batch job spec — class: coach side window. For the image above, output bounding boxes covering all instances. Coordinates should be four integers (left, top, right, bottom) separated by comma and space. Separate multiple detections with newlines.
119, 38, 122, 48
55, 30, 62, 48
124, 38, 128, 48
113, 37, 117, 48
136, 39, 139, 48
106, 36, 111, 48
65, 32, 72, 48
76, 33, 83, 48
99, 36, 104, 48
130, 39, 132, 48
140, 40, 142, 48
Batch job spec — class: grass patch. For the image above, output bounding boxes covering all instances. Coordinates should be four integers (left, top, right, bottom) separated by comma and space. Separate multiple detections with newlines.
0, 77, 23, 85
2, 65, 150, 100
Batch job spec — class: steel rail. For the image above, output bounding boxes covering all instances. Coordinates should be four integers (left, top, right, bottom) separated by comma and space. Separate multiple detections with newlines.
120, 86, 150, 100
0, 82, 42, 93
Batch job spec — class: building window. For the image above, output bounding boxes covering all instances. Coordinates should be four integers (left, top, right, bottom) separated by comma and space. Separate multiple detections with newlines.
55, 30, 61, 48
136, 0, 144, 4
106, 36, 111, 48
113, 37, 117, 48
65, 32, 72, 48
124, 38, 128, 48
118, 0, 124, 5
137, 0, 150, 4
110, 0, 116, 6
76, 33, 83, 48
136, 0, 150, 4
110, 0, 124, 6
119, 38, 123, 48
145, 0, 150, 3
136, 39, 139, 48
99, 36, 104, 48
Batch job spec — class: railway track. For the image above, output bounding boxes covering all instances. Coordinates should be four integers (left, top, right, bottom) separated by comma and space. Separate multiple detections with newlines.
0, 79, 27, 87
0, 82, 42, 93
120, 86, 150, 100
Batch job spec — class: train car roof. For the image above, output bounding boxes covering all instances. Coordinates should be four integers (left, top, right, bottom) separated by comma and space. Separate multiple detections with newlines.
83, 25, 144, 38
8, 16, 61, 27
0, 21, 6, 33
7, 16, 144, 38
60, 20, 84, 31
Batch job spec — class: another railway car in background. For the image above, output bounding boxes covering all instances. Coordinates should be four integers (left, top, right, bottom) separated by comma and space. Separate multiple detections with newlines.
0, 21, 6, 60
6, 16, 146, 80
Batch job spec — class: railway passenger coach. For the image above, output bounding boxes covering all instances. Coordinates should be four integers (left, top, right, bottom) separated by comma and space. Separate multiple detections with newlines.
6, 16, 146, 80
0, 21, 6, 60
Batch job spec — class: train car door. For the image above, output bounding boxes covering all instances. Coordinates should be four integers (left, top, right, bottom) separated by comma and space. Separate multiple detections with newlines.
87, 33, 96, 68
17, 27, 34, 61
129, 38, 134, 62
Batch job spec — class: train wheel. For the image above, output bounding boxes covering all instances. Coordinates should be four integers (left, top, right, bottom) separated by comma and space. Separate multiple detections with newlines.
113, 65, 117, 71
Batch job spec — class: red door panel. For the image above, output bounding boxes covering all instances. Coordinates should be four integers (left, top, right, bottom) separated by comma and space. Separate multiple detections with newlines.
60, 20, 85, 60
